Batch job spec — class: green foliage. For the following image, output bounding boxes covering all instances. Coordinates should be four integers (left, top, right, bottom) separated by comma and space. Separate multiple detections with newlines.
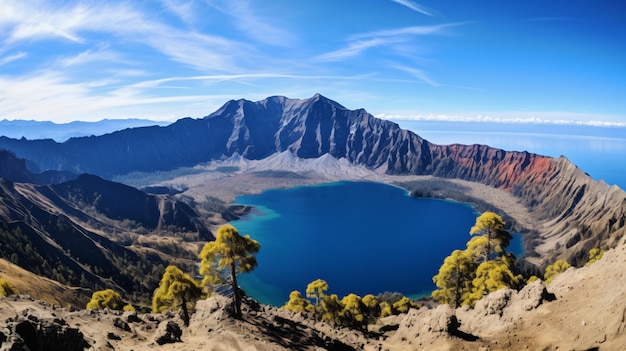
0, 278, 18, 297
585, 248, 604, 266
379, 301, 393, 318
470, 212, 512, 262
283, 280, 417, 329
306, 279, 329, 320
321, 293, 343, 325
152, 265, 203, 326
362, 294, 381, 323
123, 304, 136, 312
432, 249, 477, 308
544, 259, 571, 284
392, 296, 421, 314
467, 259, 524, 305
527, 275, 539, 284
433, 212, 524, 308
86, 289, 124, 310
199, 224, 260, 318
283, 291, 314, 314
340, 294, 367, 330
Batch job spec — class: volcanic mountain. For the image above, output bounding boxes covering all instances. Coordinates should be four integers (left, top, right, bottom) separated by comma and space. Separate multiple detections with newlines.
1, 94, 625, 267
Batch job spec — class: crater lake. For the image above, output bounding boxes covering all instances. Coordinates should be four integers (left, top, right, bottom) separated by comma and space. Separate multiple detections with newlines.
232, 181, 523, 306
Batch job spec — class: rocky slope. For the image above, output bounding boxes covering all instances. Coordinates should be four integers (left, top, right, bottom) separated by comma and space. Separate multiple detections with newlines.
0, 151, 214, 304
1, 238, 625, 350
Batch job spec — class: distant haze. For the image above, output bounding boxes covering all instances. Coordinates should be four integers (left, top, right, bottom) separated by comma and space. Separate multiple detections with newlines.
0, 119, 171, 142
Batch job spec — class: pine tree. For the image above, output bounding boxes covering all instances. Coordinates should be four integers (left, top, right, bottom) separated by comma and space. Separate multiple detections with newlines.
306, 279, 329, 320
470, 212, 511, 262
199, 224, 260, 318
152, 265, 203, 326
340, 294, 367, 330
432, 249, 477, 307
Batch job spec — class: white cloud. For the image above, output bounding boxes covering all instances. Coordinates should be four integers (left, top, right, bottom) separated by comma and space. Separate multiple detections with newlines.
315, 38, 390, 62
390, 0, 435, 17
376, 112, 626, 127
0, 1, 251, 73
350, 22, 467, 41
0, 51, 27, 66
393, 65, 439, 86
160, 0, 196, 25
316, 23, 466, 63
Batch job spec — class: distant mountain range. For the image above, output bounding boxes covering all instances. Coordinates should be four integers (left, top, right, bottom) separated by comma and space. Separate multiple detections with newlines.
1, 94, 625, 270
0, 118, 171, 142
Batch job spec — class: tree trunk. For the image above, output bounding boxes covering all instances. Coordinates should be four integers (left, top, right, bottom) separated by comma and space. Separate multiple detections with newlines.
181, 295, 190, 326
230, 261, 241, 318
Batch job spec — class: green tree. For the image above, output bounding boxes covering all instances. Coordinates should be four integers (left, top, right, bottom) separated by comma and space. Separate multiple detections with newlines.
152, 265, 203, 326
321, 294, 343, 325
468, 259, 524, 305
585, 248, 604, 266
470, 212, 512, 262
0, 278, 17, 297
544, 259, 571, 284
340, 294, 367, 330
392, 296, 421, 314
86, 289, 124, 310
199, 224, 260, 318
362, 294, 381, 323
283, 290, 314, 314
306, 279, 329, 320
432, 249, 477, 307
379, 301, 393, 317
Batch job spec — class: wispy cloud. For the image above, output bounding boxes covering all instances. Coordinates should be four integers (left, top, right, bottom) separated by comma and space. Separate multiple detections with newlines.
0, 52, 27, 66
316, 23, 466, 62
349, 22, 468, 41
315, 38, 390, 62
205, 0, 296, 47
390, 0, 435, 17
0, 1, 251, 73
160, 0, 196, 25
392, 65, 439, 86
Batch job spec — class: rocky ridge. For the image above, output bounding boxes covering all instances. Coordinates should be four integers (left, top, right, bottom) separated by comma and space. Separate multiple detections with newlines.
1, 237, 625, 350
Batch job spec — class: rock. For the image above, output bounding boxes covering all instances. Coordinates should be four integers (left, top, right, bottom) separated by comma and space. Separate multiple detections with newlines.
474, 289, 514, 317
512, 279, 555, 311
107, 332, 121, 340
154, 321, 182, 345
113, 317, 131, 332
4, 318, 89, 351
124, 311, 142, 324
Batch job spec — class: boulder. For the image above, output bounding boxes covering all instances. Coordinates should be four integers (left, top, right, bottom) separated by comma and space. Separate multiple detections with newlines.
154, 321, 182, 345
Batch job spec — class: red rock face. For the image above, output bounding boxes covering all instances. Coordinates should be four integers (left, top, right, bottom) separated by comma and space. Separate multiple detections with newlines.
427, 143, 555, 191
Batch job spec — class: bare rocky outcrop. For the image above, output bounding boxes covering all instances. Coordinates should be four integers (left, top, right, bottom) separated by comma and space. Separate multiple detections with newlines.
1, 241, 626, 351
1, 315, 89, 351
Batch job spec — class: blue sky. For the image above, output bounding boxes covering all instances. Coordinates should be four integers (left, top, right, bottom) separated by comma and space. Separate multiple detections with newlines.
0, 0, 624, 125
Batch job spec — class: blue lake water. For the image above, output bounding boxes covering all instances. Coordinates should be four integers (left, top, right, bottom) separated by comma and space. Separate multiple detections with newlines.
233, 122, 624, 306
233, 181, 523, 307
